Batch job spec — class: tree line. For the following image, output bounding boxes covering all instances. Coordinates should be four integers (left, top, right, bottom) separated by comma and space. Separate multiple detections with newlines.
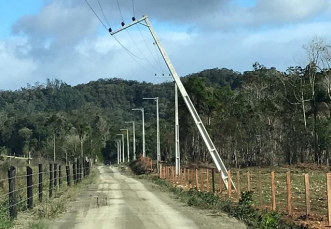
0, 38, 330, 168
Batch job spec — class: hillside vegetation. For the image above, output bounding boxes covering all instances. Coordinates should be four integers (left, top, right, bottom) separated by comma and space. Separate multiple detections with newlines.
1, 38, 331, 168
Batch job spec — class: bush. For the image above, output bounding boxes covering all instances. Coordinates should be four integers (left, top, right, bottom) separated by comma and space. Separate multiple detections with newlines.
129, 160, 148, 175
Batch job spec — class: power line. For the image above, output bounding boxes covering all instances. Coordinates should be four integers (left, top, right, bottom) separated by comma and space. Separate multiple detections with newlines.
112, 35, 153, 74
97, 0, 110, 27
116, 0, 124, 22
84, 0, 108, 30
154, 42, 164, 73
132, 0, 135, 16
136, 24, 163, 73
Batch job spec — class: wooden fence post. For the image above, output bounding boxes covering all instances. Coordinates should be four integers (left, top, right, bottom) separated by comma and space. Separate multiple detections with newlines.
27, 166, 33, 209
258, 171, 263, 208
38, 164, 42, 202
305, 174, 310, 217
73, 161, 77, 184
212, 169, 215, 193
271, 171, 276, 211
200, 169, 204, 192
159, 164, 162, 178
286, 172, 292, 216
8, 166, 17, 219
195, 169, 199, 190
49, 164, 53, 198
228, 170, 232, 198
219, 172, 223, 194
206, 169, 210, 192
247, 171, 251, 191
237, 171, 241, 200
66, 165, 71, 186
59, 165, 62, 187
327, 173, 331, 226
54, 164, 57, 188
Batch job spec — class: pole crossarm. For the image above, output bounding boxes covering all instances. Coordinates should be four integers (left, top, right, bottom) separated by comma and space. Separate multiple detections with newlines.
110, 16, 147, 35
111, 16, 234, 190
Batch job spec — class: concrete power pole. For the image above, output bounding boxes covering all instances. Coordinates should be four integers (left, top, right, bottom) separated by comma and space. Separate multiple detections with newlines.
120, 129, 130, 162
132, 108, 145, 157
110, 16, 234, 189
125, 121, 136, 160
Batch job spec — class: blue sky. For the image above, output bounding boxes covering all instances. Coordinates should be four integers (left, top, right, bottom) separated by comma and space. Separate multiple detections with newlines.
0, 0, 331, 90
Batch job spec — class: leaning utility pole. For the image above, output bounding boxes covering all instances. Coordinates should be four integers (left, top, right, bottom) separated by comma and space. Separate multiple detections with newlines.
110, 15, 234, 189
175, 84, 180, 176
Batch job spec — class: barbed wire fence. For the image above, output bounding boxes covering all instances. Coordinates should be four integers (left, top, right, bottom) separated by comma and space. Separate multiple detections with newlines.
0, 158, 92, 220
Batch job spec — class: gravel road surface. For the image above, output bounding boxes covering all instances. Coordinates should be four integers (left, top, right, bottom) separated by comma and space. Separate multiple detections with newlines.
51, 166, 246, 229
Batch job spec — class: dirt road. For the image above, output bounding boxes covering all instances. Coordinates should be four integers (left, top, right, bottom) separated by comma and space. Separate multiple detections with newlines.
52, 166, 246, 229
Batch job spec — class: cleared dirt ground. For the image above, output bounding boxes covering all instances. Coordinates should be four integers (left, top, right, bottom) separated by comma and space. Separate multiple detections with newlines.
51, 166, 246, 229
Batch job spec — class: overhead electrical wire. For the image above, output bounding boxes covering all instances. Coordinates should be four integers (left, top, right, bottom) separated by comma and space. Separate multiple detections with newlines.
154, 42, 164, 73
97, 0, 110, 27
113, 35, 154, 74
116, 0, 124, 22
83, 0, 162, 75
84, 0, 108, 30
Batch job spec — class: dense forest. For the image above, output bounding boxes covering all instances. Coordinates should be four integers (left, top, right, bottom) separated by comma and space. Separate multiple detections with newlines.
1, 38, 331, 168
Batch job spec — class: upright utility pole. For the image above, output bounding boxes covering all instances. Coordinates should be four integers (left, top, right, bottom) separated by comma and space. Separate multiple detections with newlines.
120, 129, 130, 162
118, 140, 122, 163
132, 108, 145, 157
143, 97, 160, 165
116, 141, 119, 164
125, 121, 136, 160
110, 16, 233, 189
117, 134, 125, 162
175, 84, 180, 176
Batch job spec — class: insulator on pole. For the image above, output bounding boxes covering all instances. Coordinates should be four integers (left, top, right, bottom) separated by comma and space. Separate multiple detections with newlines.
155, 74, 157, 76
162, 74, 164, 76
108, 28, 112, 33
132, 17, 136, 21
121, 22, 125, 27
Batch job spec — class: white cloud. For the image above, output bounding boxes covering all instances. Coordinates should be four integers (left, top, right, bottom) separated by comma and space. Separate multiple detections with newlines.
1, 0, 331, 90
0, 38, 37, 90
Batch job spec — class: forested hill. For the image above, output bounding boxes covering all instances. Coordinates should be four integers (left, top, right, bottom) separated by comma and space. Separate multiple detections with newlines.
0, 67, 241, 163
1, 44, 331, 169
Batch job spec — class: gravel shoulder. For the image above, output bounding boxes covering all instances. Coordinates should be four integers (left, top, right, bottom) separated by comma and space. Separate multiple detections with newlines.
51, 166, 246, 229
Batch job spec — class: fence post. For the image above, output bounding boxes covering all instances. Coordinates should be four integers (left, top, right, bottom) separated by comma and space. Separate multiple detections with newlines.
8, 166, 17, 219
228, 170, 232, 198
237, 171, 241, 200
38, 164, 42, 202
200, 169, 204, 192
49, 164, 53, 198
27, 166, 33, 209
271, 171, 276, 211
305, 174, 310, 217
212, 169, 215, 193
58, 165, 62, 187
195, 169, 199, 190
54, 164, 57, 188
73, 161, 77, 184
219, 172, 223, 194
259, 171, 263, 208
327, 173, 331, 226
66, 165, 71, 186
206, 169, 210, 192
247, 171, 251, 191
286, 172, 292, 216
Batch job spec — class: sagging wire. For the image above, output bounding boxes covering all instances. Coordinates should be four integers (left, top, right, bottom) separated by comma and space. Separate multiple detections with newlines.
154, 42, 164, 73
84, 0, 108, 30
97, 0, 110, 27
112, 35, 154, 74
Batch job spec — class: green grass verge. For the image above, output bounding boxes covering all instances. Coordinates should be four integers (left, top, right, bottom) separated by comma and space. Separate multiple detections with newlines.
144, 175, 303, 229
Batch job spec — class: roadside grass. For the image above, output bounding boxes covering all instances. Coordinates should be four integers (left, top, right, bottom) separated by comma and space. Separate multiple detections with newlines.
142, 174, 302, 229
0, 166, 97, 229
